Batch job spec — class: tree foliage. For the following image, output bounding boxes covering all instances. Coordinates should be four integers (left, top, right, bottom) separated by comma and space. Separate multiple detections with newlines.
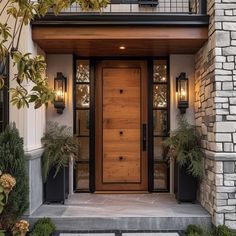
0, 123, 28, 230
164, 118, 204, 179
0, 0, 109, 109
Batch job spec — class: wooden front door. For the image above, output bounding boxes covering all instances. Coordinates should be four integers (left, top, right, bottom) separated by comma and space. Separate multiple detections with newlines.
95, 60, 148, 191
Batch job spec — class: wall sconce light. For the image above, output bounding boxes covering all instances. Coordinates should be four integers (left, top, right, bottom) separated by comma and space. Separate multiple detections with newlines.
54, 72, 67, 114
176, 72, 189, 114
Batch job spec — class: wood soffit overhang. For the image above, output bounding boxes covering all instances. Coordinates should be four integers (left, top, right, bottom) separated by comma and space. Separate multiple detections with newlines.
32, 25, 209, 56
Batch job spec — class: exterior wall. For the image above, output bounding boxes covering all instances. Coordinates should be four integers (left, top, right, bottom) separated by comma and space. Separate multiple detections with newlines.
46, 54, 73, 128
46, 54, 74, 194
170, 54, 196, 130
195, 0, 236, 229
0, 1, 46, 151
0, 1, 46, 214
170, 54, 195, 194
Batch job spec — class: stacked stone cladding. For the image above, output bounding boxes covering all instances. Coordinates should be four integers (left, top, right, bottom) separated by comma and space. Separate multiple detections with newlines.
195, 0, 236, 229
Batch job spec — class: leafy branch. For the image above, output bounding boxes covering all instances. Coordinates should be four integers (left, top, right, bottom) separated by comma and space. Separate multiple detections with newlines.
0, 0, 109, 109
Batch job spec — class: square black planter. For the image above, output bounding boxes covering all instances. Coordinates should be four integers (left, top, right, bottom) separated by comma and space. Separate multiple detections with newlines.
44, 166, 69, 204
174, 163, 198, 203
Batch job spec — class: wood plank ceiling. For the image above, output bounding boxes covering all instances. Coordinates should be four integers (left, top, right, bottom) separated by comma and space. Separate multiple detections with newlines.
32, 25, 208, 56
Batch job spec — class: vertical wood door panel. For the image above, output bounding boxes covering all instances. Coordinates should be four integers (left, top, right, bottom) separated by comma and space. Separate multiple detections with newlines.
95, 60, 148, 191
103, 68, 140, 183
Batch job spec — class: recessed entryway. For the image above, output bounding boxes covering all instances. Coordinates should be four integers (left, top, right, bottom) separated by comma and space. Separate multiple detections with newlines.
74, 58, 170, 193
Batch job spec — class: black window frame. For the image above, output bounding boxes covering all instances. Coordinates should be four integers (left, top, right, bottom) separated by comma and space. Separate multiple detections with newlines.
148, 57, 170, 192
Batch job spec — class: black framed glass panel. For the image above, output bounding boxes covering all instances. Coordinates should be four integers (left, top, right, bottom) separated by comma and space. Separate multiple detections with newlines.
152, 59, 169, 192
75, 60, 90, 191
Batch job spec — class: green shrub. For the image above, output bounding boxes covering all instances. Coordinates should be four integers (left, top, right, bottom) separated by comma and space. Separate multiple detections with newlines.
41, 122, 78, 183
30, 218, 56, 236
0, 123, 29, 230
164, 118, 204, 179
186, 224, 204, 236
187, 232, 202, 236
215, 225, 236, 236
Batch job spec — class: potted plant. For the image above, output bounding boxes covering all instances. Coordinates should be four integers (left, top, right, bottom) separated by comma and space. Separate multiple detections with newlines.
164, 118, 204, 203
41, 122, 78, 204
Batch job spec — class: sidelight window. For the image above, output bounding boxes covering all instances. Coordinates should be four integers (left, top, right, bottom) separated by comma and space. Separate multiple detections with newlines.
75, 60, 90, 191
152, 59, 169, 192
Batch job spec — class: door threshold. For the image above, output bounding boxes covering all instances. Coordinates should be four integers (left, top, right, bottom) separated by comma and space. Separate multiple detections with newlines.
94, 191, 150, 194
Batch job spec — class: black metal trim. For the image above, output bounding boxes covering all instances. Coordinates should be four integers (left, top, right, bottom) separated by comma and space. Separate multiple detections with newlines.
73, 54, 77, 135
151, 56, 170, 193
32, 14, 209, 26
199, 0, 207, 15
72, 54, 77, 192
89, 59, 96, 193
147, 58, 154, 192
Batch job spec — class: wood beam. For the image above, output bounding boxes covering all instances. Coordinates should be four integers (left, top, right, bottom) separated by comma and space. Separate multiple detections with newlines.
32, 26, 208, 41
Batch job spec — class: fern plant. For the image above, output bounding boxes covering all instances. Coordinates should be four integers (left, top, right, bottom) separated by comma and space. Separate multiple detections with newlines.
41, 122, 78, 183
164, 118, 204, 179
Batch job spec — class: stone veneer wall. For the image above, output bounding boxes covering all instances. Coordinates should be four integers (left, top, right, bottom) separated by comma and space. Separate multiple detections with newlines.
195, 0, 236, 229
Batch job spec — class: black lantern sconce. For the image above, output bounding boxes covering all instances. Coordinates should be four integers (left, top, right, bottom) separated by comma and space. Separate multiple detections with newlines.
54, 72, 67, 114
176, 72, 189, 114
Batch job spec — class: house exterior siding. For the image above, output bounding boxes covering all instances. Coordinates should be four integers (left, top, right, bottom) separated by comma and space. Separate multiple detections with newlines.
195, 0, 236, 229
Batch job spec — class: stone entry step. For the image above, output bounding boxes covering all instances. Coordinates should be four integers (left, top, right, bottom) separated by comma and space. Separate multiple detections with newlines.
29, 194, 211, 231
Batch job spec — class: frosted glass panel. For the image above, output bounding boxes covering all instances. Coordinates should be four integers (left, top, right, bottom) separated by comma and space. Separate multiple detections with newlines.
77, 163, 89, 190
154, 163, 168, 190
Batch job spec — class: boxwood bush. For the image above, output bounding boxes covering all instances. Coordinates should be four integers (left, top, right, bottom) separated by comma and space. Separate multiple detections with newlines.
186, 224, 236, 236
30, 218, 56, 236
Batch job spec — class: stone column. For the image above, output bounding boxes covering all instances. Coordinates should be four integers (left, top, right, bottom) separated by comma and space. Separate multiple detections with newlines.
195, 0, 236, 229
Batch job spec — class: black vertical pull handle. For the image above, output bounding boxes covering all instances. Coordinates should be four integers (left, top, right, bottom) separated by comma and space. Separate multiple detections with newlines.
142, 124, 147, 151
78, 119, 81, 135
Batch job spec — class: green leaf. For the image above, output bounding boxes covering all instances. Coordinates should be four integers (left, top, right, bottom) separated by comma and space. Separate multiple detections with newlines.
0, 205, 4, 214
0, 194, 4, 201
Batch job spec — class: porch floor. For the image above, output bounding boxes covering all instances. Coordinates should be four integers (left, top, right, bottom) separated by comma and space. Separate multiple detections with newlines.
29, 193, 211, 231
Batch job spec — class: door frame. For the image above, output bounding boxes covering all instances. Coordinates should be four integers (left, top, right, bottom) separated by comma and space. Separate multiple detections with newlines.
95, 60, 148, 191
73, 56, 170, 193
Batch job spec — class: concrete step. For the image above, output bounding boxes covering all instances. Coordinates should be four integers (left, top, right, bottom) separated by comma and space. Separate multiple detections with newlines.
28, 194, 211, 231
29, 214, 211, 231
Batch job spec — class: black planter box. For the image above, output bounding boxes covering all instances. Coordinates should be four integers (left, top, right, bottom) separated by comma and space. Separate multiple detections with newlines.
174, 163, 198, 203
44, 166, 69, 204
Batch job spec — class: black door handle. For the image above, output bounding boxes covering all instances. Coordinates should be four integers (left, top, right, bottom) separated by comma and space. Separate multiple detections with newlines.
142, 124, 147, 151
